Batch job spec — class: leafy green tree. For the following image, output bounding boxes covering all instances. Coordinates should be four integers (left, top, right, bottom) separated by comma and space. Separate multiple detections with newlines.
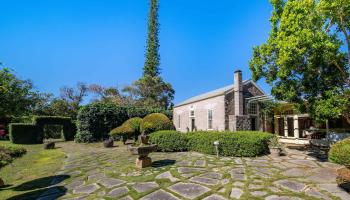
0, 68, 42, 117
249, 0, 350, 123
124, 0, 174, 109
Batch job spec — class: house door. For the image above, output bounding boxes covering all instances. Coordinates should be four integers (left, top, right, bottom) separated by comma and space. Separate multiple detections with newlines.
251, 117, 256, 131
278, 118, 284, 136
191, 118, 196, 131
287, 117, 294, 137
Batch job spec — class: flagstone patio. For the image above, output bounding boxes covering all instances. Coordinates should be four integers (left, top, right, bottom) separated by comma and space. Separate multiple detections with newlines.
38, 142, 349, 200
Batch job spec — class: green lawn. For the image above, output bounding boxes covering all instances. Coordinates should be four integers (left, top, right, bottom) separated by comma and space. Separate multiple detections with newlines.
0, 140, 66, 200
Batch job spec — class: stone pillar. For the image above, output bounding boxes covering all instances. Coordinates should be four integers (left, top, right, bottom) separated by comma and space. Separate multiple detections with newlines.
284, 117, 288, 137
234, 70, 243, 116
293, 115, 299, 138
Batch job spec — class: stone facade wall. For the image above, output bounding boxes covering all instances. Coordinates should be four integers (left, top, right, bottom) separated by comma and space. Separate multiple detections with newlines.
233, 115, 251, 131
173, 95, 226, 132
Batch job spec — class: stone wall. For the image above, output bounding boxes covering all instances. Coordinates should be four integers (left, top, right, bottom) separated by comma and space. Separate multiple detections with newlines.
231, 115, 251, 131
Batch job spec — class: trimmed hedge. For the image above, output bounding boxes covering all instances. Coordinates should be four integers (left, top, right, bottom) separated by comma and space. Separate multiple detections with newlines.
0, 144, 26, 168
149, 130, 274, 157
149, 130, 188, 152
329, 138, 350, 168
75, 102, 128, 142
9, 123, 42, 144
8, 116, 77, 144
141, 113, 174, 134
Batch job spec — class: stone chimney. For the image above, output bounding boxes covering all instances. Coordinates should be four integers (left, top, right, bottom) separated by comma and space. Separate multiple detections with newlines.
234, 70, 243, 115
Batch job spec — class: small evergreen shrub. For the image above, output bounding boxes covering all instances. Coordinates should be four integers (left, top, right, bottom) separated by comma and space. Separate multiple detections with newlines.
0, 144, 26, 167
141, 113, 174, 134
329, 138, 350, 168
110, 125, 133, 143
9, 123, 42, 144
76, 102, 128, 142
149, 130, 188, 152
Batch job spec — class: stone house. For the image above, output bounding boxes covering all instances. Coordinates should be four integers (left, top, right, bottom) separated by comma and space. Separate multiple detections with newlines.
173, 70, 269, 132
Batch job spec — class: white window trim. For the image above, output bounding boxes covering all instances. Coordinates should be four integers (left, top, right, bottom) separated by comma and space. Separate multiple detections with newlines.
207, 109, 213, 130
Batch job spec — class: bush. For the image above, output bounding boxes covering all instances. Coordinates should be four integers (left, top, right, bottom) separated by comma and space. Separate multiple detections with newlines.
329, 138, 350, 168
34, 116, 76, 141
76, 102, 128, 142
0, 144, 26, 167
149, 130, 273, 157
109, 125, 133, 143
141, 113, 174, 134
126, 106, 172, 119
187, 131, 273, 157
9, 123, 42, 144
149, 130, 188, 152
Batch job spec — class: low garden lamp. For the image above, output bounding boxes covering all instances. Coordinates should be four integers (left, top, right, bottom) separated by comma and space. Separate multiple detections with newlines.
213, 141, 219, 157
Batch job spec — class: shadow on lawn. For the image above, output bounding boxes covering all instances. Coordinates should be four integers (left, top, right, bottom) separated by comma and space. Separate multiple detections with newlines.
7, 186, 67, 200
152, 159, 176, 168
13, 175, 70, 191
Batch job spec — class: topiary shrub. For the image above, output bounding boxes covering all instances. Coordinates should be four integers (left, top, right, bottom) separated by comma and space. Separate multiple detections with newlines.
187, 131, 273, 157
329, 138, 350, 168
76, 102, 128, 143
9, 123, 42, 144
149, 130, 188, 152
109, 125, 133, 144
140, 113, 174, 134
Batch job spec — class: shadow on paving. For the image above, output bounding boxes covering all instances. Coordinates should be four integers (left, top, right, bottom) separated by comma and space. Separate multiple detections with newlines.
152, 159, 176, 168
13, 175, 70, 191
7, 186, 67, 200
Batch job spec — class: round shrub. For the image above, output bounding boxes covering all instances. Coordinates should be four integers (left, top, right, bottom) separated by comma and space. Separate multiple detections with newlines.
140, 113, 174, 134
329, 138, 350, 168
109, 125, 133, 144
123, 117, 142, 135
149, 130, 188, 152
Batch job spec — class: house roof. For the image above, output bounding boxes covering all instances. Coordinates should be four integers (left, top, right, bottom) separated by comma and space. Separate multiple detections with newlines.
175, 80, 265, 107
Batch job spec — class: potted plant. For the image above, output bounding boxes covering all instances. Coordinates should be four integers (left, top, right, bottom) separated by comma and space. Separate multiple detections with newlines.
268, 135, 282, 157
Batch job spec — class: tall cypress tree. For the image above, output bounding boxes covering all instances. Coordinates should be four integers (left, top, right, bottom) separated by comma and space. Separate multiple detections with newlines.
143, 0, 160, 77
123, 0, 174, 109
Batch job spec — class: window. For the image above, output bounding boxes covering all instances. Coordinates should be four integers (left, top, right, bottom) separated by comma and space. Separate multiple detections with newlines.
248, 103, 257, 115
178, 115, 181, 129
208, 110, 213, 129
190, 109, 195, 117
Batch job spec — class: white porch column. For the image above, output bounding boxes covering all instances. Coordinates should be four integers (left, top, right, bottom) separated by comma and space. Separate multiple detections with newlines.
284, 117, 288, 137
293, 115, 299, 138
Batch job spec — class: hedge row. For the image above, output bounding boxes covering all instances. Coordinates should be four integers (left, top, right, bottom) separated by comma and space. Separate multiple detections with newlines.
149, 131, 274, 157
9, 116, 76, 144
0, 144, 26, 167
75, 102, 172, 143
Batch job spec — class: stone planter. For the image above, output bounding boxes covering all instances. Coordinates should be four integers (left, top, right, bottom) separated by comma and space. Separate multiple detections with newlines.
269, 147, 281, 157
103, 139, 114, 148
0, 177, 4, 187
128, 144, 157, 168
44, 142, 55, 149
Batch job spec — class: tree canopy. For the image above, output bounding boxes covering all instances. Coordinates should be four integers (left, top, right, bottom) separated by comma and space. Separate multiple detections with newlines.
249, 0, 350, 122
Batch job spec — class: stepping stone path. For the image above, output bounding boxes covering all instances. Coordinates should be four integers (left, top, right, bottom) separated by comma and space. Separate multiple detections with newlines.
168, 182, 210, 199
48, 142, 349, 200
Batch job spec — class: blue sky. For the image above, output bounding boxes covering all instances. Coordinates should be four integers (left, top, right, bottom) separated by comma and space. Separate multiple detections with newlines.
0, 0, 272, 104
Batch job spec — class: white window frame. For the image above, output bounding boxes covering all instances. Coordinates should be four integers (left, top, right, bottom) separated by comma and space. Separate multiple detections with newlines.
207, 109, 213, 130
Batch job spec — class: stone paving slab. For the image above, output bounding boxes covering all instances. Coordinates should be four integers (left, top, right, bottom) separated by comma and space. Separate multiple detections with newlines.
140, 189, 179, 200
132, 182, 159, 193
168, 182, 210, 199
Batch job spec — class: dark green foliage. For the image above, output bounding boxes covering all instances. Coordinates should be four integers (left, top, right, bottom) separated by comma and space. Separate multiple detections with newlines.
141, 113, 174, 134
9, 116, 76, 144
0, 144, 26, 168
75, 102, 128, 142
329, 138, 350, 168
34, 116, 76, 141
110, 117, 142, 142
149, 130, 273, 157
9, 123, 42, 144
149, 130, 188, 152
126, 106, 172, 119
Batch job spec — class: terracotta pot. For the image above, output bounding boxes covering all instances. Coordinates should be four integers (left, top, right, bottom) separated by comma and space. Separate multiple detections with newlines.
269, 147, 281, 157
